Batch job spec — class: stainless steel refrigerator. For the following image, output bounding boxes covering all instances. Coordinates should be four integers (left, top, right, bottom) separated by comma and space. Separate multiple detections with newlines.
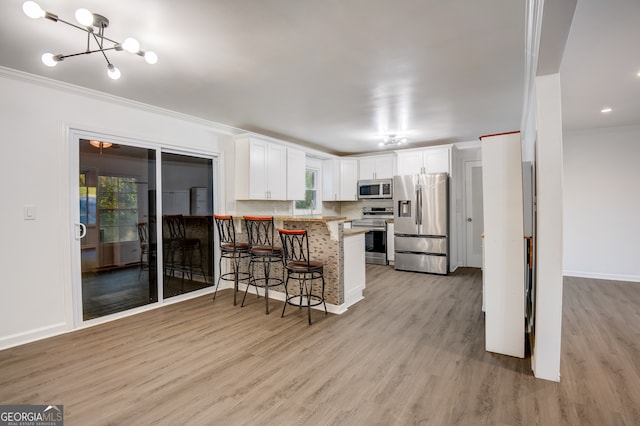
394, 173, 449, 274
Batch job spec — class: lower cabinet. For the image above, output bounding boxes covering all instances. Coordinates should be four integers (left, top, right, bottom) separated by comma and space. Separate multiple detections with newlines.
387, 222, 394, 263
344, 232, 366, 307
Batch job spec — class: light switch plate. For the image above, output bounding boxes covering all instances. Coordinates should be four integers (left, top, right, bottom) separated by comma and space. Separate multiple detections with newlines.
24, 204, 36, 220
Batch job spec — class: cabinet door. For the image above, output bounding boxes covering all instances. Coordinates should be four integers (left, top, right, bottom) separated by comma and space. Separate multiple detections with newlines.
267, 142, 286, 200
374, 156, 395, 179
358, 158, 377, 180
287, 147, 306, 200
249, 139, 268, 199
396, 151, 423, 176
322, 159, 337, 201
424, 148, 450, 174
339, 159, 358, 200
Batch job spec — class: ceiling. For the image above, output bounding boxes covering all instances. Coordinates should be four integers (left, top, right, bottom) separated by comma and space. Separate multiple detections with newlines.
0, 1, 637, 154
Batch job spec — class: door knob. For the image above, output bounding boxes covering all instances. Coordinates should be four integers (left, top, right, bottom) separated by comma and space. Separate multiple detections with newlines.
467, 218, 472, 222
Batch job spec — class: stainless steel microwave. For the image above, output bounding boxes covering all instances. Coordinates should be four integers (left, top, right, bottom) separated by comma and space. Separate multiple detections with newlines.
357, 179, 393, 199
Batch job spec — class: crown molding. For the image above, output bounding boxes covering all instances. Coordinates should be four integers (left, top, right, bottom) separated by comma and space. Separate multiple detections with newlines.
0, 65, 242, 137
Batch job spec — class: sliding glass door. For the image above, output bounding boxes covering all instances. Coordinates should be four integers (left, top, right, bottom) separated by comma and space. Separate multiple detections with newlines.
78, 139, 157, 320
73, 135, 216, 323
161, 152, 214, 298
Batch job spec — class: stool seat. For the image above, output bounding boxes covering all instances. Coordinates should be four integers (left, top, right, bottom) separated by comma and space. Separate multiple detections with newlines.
285, 260, 323, 272
250, 245, 283, 255
220, 242, 249, 252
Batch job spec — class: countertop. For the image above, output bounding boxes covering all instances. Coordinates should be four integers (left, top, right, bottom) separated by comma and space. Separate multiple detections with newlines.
277, 216, 347, 223
344, 228, 369, 236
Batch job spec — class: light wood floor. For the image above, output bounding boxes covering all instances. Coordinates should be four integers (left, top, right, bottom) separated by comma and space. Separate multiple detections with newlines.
1, 266, 639, 425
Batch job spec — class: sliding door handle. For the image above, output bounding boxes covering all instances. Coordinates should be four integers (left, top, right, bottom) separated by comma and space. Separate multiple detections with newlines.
76, 223, 87, 239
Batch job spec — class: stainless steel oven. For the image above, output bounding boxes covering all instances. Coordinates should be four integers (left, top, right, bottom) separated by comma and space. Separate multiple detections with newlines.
351, 207, 393, 265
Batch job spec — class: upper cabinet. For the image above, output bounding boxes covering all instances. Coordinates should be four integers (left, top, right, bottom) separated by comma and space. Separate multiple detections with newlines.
323, 158, 358, 201
286, 147, 306, 201
235, 136, 287, 200
358, 155, 395, 180
396, 146, 451, 176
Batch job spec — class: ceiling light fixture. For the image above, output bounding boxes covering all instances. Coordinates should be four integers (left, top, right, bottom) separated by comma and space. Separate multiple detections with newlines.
89, 140, 113, 154
378, 134, 408, 147
22, 1, 158, 80
600, 107, 613, 113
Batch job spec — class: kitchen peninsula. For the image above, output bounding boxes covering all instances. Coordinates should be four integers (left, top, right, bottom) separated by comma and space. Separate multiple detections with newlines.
231, 216, 367, 313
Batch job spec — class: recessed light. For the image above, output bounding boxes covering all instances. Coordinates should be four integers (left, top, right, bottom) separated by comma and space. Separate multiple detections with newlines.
600, 107, 612, 113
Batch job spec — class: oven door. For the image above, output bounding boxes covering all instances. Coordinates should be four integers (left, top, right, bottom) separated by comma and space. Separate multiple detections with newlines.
363, 228, 387, 265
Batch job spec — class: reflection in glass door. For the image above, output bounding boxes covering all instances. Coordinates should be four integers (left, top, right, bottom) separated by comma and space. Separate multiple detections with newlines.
79, 139, 157, 320
161, 152, 214, 298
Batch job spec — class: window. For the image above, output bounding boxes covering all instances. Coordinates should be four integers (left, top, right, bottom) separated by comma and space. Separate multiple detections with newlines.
295, 167, 320, 213
79, 173, 96, 225
98, 176, 138, 243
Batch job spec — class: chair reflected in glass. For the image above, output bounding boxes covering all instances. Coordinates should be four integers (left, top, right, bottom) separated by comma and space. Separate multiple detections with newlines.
164, 214, 207, 291
213, 215, 250, 305
137, 222, 150, 279
242, 216, 283, 314
278, 228, 327, 325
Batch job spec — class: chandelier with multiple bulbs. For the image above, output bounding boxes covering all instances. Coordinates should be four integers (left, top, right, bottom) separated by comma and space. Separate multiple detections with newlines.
379, 134, 408, 147
22, 1, 157, 80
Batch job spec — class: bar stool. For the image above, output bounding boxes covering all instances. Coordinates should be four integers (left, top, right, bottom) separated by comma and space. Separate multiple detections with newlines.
243, 216, 283, 314
164, 215, 207, 290
213, 215, 250, 305
278, 228, 327, 325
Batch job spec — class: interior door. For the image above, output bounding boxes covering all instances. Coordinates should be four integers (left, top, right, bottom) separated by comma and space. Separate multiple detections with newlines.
465, 161, 483, 267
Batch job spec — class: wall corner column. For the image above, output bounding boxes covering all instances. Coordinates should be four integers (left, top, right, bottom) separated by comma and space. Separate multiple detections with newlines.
532, 73, 564, 382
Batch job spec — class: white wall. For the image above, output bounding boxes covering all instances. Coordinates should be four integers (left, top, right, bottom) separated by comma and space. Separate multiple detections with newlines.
563, 125, 640, 282
532, 73, 564, 381
0, 69, 234, 349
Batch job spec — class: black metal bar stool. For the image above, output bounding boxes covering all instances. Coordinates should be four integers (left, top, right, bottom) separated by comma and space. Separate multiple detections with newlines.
278, 228, 327, 325
213, 215, 250, 305
164, 214, 207, 290
243, 216, 283, 314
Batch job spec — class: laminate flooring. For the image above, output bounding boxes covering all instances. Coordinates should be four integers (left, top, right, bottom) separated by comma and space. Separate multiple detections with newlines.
1, 266, 639, 425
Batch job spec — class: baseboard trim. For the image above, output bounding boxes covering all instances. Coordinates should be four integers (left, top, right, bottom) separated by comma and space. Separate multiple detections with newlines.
0, 322, 71, 351
563, 270, 640, 283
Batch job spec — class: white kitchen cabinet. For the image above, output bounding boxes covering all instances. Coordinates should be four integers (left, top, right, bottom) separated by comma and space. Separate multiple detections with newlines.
396, 146, 450, 175
286, 147, 306, 201
386, 222, 395, 263
235, 136, 287, 200
344, 231, 366, 307
323, 158, 358, 201
358, 155, 395, 180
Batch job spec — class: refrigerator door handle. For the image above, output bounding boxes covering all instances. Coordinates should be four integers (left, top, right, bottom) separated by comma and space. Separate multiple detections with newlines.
417, 187, 423, 225
415, 187, 420, 225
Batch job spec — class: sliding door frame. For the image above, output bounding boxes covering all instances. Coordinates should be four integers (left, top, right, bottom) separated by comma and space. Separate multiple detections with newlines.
69, 128, 221, 329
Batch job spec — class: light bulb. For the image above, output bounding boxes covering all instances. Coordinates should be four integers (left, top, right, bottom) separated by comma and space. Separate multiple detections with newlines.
23, 1, 45, 19
122, 37, 140, 53
144, 51, 158, 64
107, 64, 121, 80
41, 53, 59, 67
75, 8, 94, 26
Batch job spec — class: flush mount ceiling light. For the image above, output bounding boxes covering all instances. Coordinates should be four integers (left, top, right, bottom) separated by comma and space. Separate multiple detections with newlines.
600, 107, 613, 113
379, 134, 408, 147
89, 140, 113, 154
22, 1, 158, 80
